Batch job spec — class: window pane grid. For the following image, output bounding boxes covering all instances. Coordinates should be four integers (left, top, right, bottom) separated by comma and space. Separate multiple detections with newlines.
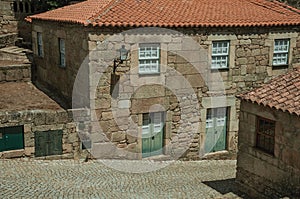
274, 40, 289, 53
59, 38, 65, 67
37, 32, 43, 57
273, 39, 289, 66
256, 117, 275, 154
139, 44, 160, 73
212, 56, 228, 69
212, 41, 229, 55
211, 41, 229, 69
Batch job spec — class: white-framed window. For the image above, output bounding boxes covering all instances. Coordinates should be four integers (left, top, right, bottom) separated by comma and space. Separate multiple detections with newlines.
59, 38, 65, 67
37, 32, 43, 57
211, 41, 229, 69
139, 44, 160, 74
273, 39, 289, 66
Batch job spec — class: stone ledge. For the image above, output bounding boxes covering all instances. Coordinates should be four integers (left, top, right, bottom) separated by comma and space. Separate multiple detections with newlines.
0, 149, 25, 158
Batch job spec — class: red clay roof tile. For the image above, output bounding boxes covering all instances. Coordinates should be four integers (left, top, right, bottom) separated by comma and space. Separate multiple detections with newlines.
239, 67, 300, 116
26, 0, 300, 27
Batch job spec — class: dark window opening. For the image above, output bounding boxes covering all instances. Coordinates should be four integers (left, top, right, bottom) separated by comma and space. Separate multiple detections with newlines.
19, 2, 23, 12
13, 2, 18, 12
31, 3, 35, 13
25, 2, 29, 13
256, 117, 275, 155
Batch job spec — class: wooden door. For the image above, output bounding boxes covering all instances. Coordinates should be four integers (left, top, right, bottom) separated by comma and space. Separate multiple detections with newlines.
142, 112, 164, 158
205, 107, 227, 153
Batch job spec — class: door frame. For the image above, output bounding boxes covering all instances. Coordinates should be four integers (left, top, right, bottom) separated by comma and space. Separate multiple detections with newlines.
204, 107, 229, 153
140, 111, 166, 158
201, 96, 237, 155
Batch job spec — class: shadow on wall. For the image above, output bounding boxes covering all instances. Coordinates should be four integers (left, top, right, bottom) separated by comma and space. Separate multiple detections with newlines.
203, 178, 251, 199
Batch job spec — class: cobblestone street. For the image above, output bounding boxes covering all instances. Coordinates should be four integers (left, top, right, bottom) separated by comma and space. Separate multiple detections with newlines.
0, 159, 249, 198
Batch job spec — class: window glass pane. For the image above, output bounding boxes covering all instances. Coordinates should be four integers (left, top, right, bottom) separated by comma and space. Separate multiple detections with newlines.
273, 53, 288, 65
206, 119, 213, 128
217, 117, 226, 127
211, 41, 229, 69
60, 39, 65, 52
153, 113, 162, 132
256, 117, 275, 154
274, 39, 289, 53
37, 32, 43, 56
139, 44, 160, 73
142, 126, 150, 134
60, 55, 65, 66
212, 41, 229, 55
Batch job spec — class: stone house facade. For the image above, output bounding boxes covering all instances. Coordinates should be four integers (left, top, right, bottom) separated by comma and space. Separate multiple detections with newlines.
236, 67, 300, 198
26, 0, 300, 160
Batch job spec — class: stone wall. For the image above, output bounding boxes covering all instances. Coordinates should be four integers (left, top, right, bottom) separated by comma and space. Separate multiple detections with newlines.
0, 63, 31, 82
236, 101, 300, 198
0, 0, 18, 46
32, 21, 89, 108
0, 109, 90, 159
85, 26, 300, 160
0, 0, 17, 35
30, 22, 300, 160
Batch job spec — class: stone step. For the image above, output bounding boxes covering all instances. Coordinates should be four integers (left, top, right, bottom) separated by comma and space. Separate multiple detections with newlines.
0, 46, 32, 63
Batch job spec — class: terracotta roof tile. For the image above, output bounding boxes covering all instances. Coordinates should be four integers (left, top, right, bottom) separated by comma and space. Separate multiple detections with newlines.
26, 0, 113, 24
27, 0, 300, 27
239, 67, 300, 116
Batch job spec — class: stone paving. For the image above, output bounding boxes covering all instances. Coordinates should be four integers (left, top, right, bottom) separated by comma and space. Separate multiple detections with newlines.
0, 159, 249, 199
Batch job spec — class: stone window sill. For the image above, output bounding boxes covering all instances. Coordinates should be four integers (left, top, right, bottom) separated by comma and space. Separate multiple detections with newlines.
251, 147, 275, 158
272, 65, 289, 70
211, 68, 229, 72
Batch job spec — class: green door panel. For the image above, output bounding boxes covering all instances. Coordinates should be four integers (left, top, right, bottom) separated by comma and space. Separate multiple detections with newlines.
142, 138, 151, 158
151, 131, 163, 156
205, 127, 215, 153
205, 108, 227, 153
142, 112, 164, 158
0, 131, 6, 152
35, 131, 47, 157
214, 125, 226, 151
35, 130, 63, 157
50, 130, 63, 156
0, 126, 24, 152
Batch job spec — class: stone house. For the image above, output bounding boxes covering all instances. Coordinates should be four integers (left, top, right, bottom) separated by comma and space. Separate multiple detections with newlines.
24, 0, 300, 160
236, 66, 300, 198
0, 43, 90, 159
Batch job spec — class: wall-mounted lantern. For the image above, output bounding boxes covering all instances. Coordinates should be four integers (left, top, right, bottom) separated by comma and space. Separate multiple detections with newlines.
113, 45, 128, 73
111, 45, 128, 98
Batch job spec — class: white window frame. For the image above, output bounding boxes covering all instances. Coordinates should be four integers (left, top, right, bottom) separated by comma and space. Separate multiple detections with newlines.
37, 32, 43, 57
138, 44, 160, 74
59, 38, 65, 67
211, 41, 230, 69
272, 39, 290, 66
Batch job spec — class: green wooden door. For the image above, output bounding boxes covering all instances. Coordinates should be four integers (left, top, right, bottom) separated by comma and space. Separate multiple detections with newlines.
142, 112, 164, 158
0, 126, 24, 152
205, 108, 227, 153
35, 130, 63, 157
